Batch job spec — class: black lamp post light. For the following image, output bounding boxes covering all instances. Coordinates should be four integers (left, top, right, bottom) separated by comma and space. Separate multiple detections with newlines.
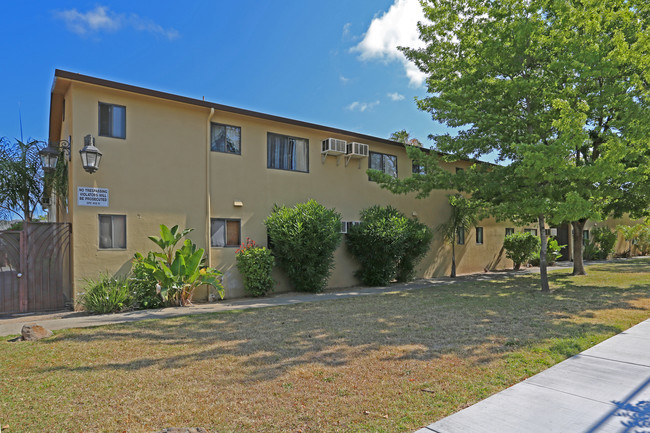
39, 134, 102, 174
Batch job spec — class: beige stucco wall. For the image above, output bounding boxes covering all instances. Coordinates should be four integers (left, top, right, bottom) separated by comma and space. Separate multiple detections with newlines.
58, 78, 636, 302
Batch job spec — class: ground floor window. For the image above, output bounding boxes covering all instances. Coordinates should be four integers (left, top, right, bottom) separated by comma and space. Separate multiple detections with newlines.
457, 227, 465, 245
476, 227, 484, 244
505, 227, 515, 236
98, 215, 126, 249
583, 230, 590, 247
211, 219, 241, 247
524, 229, 538, 236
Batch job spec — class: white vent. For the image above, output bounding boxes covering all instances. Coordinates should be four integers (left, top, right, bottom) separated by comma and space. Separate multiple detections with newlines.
321, 138, 347, 155
347, 142, 369, 158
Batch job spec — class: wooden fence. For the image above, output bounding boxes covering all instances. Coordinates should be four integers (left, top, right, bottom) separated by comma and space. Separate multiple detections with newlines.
0, 222, 72, 314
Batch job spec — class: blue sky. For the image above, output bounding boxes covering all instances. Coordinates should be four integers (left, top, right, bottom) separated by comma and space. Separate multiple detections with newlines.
0, 1, 451, 148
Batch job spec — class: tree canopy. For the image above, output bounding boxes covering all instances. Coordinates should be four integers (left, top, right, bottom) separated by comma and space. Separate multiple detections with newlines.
372, 0, 650, 290
0, 138, 67, 222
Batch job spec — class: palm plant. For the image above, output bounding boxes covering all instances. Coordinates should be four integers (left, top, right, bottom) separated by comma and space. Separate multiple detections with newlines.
437, 194, 480, 277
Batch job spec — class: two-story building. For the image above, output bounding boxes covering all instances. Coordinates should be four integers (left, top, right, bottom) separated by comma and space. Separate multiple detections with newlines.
47, 70, 625, 300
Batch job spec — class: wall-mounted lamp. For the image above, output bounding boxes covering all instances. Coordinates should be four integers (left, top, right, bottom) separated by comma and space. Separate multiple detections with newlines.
38, 139, 70, 173
40, 135, 103, 174
78, 135, 102, 174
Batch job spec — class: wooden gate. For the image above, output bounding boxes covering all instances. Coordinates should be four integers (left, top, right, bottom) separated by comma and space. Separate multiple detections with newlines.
0, 222, 72, 314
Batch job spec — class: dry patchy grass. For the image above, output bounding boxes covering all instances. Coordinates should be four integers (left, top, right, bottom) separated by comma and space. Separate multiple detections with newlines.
1, 259, 650, 432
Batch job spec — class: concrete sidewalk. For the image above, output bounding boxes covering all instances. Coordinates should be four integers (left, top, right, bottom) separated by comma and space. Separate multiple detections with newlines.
417, 318, 650, 433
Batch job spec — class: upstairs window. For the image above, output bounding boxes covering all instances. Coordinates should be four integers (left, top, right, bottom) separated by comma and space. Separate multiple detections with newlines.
211, 123, 241, 154
267, 133, 309, 172
369, 151, 397, 178
412, 163, 426, 175
98, 102, 126, 139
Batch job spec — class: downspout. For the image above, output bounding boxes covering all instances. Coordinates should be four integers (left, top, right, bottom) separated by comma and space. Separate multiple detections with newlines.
206, 108, 214, 267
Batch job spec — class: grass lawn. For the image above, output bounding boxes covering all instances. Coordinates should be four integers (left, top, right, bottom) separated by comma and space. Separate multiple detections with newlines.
2, 259, 650, 433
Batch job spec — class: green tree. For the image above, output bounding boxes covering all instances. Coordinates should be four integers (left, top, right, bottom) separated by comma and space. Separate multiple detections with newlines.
374, 0, 650, 290
437, 194, 480, 277
0, 138, 45, 221
0, 138, 67, 222
389, 130, 422, 147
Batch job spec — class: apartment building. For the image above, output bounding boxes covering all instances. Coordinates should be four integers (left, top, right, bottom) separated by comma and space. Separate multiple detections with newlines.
48, 70, 617, 300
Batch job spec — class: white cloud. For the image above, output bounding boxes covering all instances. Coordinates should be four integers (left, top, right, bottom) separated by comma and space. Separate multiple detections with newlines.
54, 6, 179, 40
340, 75, 350, 84
387, 92, 405, 101
347, 100, 380, 112
352, 0, 428, 87
342, 22, 352, 38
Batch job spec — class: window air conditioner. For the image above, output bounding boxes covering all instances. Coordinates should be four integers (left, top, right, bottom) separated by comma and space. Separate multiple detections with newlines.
347, 142, 369, 158
321, 138, 347, 155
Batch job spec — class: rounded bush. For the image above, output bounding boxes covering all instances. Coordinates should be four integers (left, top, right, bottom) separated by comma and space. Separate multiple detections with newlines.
265, 200, 342, 292
504, 232, 540, 270
236, 238, 275, 297
346, 205, 433, 286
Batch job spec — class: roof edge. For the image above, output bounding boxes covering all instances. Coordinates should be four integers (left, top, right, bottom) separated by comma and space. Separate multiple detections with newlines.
54, 69, 410, 149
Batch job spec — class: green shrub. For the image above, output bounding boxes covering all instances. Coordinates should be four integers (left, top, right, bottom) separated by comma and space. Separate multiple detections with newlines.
530, 238, 565, 266
130, 253, 164, 309
134, 224, 224, 306
396, 220, 434, 282
584, 226, 617, 260
78, 274, 132, 314
636, 226, 650, 255
265, 200, 342, 292
236, 238, 275, 297
504, 232, 540, 270
346, 205, 433, 286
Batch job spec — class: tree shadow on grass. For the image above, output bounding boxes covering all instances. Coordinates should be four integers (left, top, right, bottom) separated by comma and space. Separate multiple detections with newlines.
39, 263, 650, 385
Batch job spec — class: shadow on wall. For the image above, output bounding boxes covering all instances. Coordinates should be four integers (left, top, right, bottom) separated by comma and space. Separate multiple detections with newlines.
485, 246, 507, 272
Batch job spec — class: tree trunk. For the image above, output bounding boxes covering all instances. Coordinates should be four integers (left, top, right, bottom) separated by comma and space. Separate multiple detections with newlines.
539, 214, 550, 293
451, 239, 456, 278
572, 219, 587, 275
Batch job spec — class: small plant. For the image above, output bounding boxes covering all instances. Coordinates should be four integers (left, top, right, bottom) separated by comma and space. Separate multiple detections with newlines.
584, 226, 617, 260
236, 238, 275, 297
130, 252, 164, 309
77, 274, 132, 314
265, 200, 342, 292
346, 205, 433, 286
530, 238, 565, 266
135, 224, 224, 306
504, 232, 540, 270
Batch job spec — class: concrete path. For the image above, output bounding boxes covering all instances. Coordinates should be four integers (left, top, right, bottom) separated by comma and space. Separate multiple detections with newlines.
417, 318, 650, 433
0, 276, 472, 337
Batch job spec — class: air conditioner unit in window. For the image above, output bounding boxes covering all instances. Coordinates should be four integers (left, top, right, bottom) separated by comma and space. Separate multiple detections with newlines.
341, 221, 362, 234
321, 138, 347, 155
347, 142, 369, 158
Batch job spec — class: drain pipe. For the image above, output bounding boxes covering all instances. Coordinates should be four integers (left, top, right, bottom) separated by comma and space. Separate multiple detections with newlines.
206, 108, 214, 267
